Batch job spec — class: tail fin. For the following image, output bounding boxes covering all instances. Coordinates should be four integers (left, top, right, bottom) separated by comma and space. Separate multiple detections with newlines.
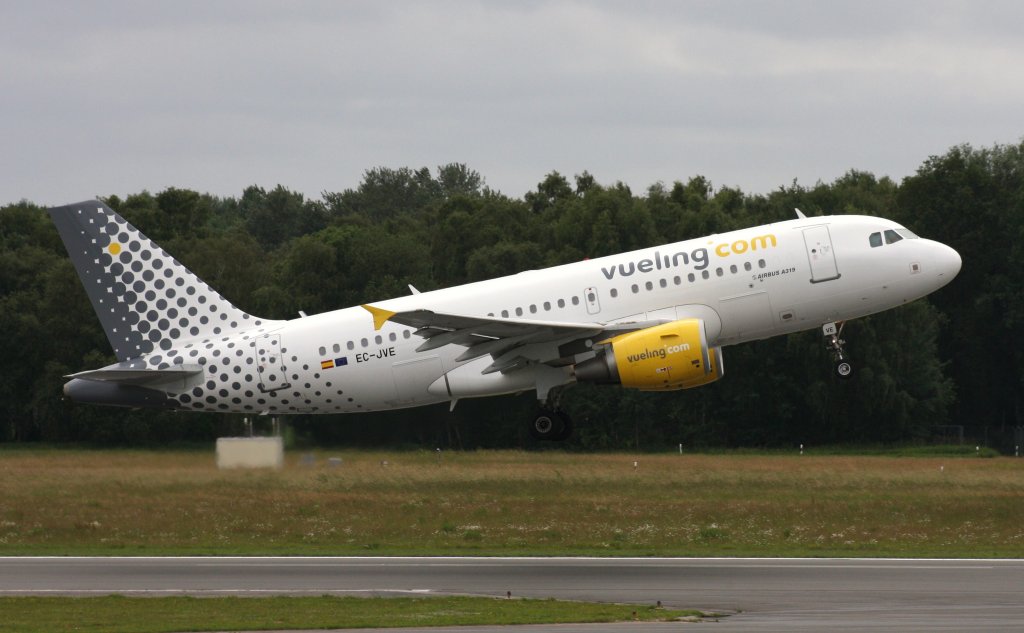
48, 200, 272, 361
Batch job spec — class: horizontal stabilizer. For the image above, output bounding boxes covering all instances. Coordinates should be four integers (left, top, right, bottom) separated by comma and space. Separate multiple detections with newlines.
68, 365, 204, 389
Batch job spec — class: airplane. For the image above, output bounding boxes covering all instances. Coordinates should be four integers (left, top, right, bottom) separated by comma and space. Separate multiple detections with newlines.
48, 200, 961, 440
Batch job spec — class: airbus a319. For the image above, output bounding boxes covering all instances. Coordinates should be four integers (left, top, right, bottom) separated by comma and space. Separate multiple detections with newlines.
49, 201, 961, 440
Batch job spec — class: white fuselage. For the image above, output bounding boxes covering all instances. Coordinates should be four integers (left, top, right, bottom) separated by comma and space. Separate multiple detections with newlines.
161, 214, 958, 415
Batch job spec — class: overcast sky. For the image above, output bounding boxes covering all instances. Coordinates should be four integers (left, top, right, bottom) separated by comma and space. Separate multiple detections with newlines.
3, 1, 1022, 206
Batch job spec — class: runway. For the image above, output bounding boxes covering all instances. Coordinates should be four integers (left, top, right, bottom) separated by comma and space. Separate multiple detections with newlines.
2, 557, 1023, 632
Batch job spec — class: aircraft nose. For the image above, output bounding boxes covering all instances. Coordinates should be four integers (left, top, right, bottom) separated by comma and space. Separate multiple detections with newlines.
934, 242, 962, 281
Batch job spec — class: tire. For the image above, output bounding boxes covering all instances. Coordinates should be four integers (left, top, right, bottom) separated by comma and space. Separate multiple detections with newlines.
529, 411, 565, 441
835, 360, 853, 380
552, 412, 574, 442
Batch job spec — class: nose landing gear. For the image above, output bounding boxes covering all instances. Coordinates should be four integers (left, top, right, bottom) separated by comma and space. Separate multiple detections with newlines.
824, 321, 853, 380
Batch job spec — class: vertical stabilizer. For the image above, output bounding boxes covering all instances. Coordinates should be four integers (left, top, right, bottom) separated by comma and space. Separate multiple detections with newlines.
48, 200, 274, 361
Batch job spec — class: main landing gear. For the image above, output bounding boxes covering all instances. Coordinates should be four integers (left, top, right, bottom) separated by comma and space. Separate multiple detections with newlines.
824, 321, 853, 380
530, 386, 573, 441
529, 409, 573, 441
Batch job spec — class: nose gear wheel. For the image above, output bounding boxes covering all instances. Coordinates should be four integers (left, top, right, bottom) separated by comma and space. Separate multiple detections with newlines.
824, 321, 853, 380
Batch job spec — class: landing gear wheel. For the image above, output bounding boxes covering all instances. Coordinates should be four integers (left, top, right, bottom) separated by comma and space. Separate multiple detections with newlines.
529, 412, 557, 440
552, 412, 573, 441
823, 321, 854, 381
529, 410, 572, 441
834, 359, 853, 380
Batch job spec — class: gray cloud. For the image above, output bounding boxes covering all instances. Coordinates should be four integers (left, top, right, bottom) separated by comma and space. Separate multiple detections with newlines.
2, 1, 1022, 206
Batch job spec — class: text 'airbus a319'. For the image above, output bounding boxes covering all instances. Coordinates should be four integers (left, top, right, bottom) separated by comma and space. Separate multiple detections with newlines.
49, 201, 960, 440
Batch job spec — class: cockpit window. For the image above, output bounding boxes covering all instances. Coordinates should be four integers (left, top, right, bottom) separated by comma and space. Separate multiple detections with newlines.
897, 229, 919, 239
884, 229, 903, 244
869, 232, 883, 248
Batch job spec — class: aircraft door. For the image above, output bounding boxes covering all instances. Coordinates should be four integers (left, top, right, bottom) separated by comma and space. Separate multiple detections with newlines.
583, 287, 601, 315
802, 225, 841, 283
255, 333, 290, 392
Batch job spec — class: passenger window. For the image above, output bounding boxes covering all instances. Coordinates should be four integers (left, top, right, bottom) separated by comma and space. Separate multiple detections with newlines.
631, 284, 639, 294
645, 281, 653, 291
884, 229, 903, 244
869, 232, 883, 248
515, 307, 523, 316
758, 259, 766, 268
347, 341, 354, 350
557, 299, 565, 308
318, 346, 326, 356
701, 270, 710, 280
659, 279, 667, 288
687, 273, 695, 282
529, 304, 537, 314
374, 335, 382, 344
674, 276, 681, 285
360, 338, 368, 347
571, 296, 580, 306
333, 343, 340, 353
543, 301, 551, 310
744, 262, 752, 271
609, 289, 618, 298
730, 264, 737, 274
716, 267, 724, 277
501, 309, 509, 318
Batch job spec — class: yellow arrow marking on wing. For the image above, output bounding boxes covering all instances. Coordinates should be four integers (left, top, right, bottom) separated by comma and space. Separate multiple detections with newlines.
361, 304, 397, 331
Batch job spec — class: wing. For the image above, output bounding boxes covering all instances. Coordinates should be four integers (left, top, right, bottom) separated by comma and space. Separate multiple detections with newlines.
362, 304, 664, 374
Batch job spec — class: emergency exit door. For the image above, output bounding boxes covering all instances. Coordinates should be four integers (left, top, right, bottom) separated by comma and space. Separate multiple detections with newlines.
802, 225, 841, 283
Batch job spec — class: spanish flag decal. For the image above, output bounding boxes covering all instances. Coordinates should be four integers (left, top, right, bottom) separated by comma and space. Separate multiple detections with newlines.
321, 357, 348, 370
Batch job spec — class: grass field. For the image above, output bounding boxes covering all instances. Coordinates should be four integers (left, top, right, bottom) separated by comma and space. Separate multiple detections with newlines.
0, 595, 702, 632
1, 448, 1022, 557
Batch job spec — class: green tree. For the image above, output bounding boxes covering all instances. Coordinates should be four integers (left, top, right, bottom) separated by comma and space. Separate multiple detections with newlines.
436, 163, 484, 198
897, 142, 1024, 437
242, 185, 325, 250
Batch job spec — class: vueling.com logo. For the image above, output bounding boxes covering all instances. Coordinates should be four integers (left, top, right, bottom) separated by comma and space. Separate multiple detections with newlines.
626, 342, 691, 364
600, 234, 778, 280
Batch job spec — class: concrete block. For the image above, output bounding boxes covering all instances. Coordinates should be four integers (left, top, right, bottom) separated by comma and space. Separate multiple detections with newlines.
216, 437, 284, 469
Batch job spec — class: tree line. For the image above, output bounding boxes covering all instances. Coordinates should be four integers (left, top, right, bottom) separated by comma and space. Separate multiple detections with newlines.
1, 143, 1021, 450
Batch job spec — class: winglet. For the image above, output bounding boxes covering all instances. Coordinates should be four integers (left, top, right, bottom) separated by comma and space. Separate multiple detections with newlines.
362, 304, 397, 331
794, 207, 807, 219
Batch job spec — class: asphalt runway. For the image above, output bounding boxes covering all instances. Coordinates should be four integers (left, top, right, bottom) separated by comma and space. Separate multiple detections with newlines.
2, 557, 1023, 632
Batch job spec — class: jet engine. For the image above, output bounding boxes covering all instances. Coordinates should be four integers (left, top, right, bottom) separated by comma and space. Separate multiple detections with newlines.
574, 318, 724, 391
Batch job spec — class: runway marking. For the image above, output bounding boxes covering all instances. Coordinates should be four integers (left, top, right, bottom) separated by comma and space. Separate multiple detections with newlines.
2, 556, 1023, 561
0, 585, 436, 589
186, 561, 997, 569
5, 558, 1003, 563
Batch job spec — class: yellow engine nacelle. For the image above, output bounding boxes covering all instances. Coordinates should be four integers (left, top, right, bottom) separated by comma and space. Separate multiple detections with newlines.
574, 319, 724, 391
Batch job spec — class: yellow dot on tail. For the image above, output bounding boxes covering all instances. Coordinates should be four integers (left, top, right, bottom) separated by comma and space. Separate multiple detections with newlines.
108, 243, 122, 255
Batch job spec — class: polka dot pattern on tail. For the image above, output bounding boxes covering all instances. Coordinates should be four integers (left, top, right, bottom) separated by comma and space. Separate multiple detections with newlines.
47, 201, 279, 362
